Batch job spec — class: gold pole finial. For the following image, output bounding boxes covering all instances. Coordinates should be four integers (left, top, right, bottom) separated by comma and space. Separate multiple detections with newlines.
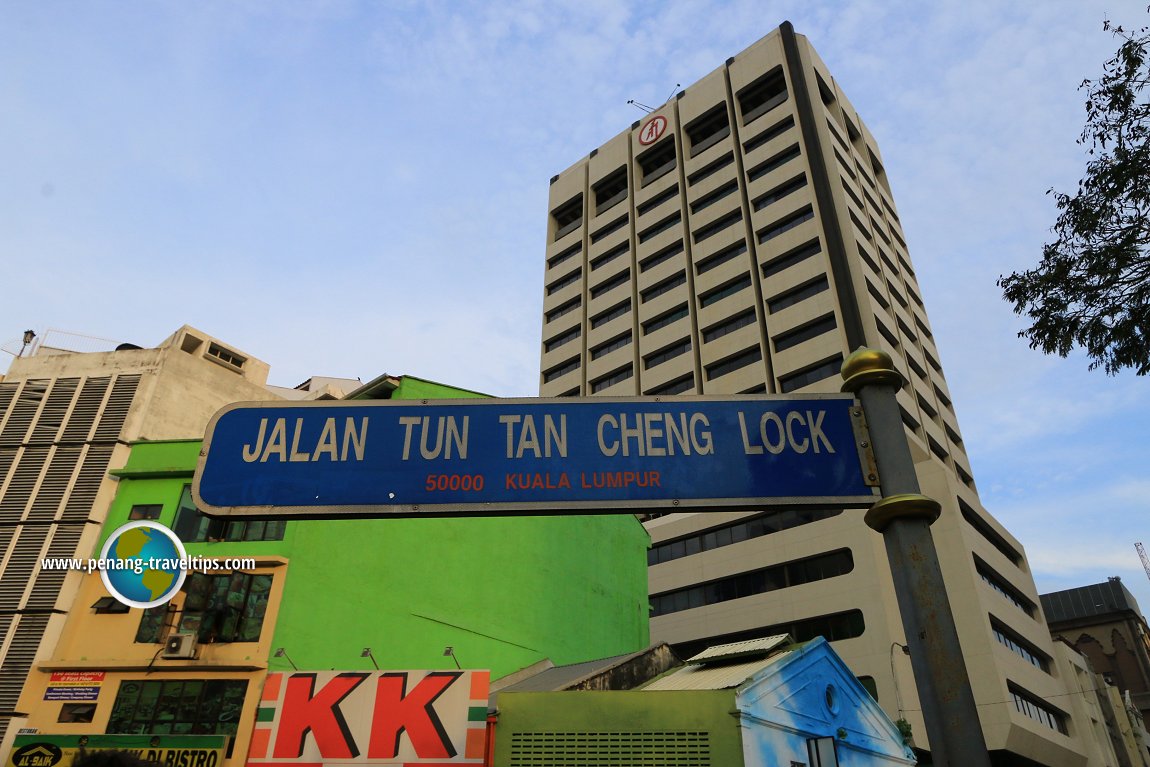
840, 347, 905, 393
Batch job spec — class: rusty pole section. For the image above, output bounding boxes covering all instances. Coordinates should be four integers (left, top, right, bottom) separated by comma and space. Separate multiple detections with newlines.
841, 349, 990, 767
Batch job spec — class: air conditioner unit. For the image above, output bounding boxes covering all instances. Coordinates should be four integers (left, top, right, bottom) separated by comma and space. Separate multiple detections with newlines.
162, 633, 198, 659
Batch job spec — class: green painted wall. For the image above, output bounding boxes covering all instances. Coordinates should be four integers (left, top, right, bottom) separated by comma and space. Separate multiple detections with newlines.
101, 379, 650, 679
492, 690, 743, 766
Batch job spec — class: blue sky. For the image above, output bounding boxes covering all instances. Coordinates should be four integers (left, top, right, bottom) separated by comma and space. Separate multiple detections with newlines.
2, 1, 1147, 613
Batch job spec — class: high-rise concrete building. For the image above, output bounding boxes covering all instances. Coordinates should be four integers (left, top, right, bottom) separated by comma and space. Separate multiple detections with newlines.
539, 22, 1094, 766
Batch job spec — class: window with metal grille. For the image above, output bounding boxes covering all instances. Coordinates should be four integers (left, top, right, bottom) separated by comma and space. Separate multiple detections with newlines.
509, 731, 710, 766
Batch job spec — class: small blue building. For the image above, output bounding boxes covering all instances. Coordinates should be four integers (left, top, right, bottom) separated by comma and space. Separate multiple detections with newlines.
493, 636, 915, 766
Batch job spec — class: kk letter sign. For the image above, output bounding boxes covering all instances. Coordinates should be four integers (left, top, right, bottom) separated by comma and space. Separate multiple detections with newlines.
247, 670, 489, 766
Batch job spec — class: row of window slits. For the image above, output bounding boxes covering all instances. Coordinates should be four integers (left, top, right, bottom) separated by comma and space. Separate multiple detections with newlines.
650, 548, 852, 616
649, 508, 842, 565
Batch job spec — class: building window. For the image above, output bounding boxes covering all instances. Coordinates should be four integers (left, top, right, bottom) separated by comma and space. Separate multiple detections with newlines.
1010, 685, 1067, 734
693, 210, 742, 244
767, 276, 830, 314
705, 346, 762, 380
639, 213, 681, 243
543, 358, 580, 383
959, 499, 1022, 565
643, 304, 689, 335
645, 374, 695, 395
638, 138, 677, 186
172, 486, 285, 544
759, 206, 815, 244
590, 270, 631, 299
590, 332, 632, 360
640, 241, 684, 273
591, 300, 631, 328
637, 184, 680, 215
641, 271, 687, 303
552, 195, 584, 240
773, 314, 837, 353
206, 343, 245, 370
546, 268, 582, 295
976, 558, 1036, 617
686, 104, 731, 157
703, 309, 757, 343
688, 153, 734, 187
649, 508, 842, 566
743, 115, 795, 154
593, 167, 628, 215
544, 326, 580, 353
138, 572, 272, 644
547, 243, 580, 270
762, 239, 821, 279
747, 144, 801, 183
591, 366, 633, 393
738, 67, 788, 124
754, 174, 808, 212
644, 339, 691, 370
992, 620, 1050, 672
58, 703, 96, 723
650, 548, 852, 616
696, 241, 747, 275
690, 181, 738, 215
545, 297, 581, 323
108, 679, 248, 737
129, 504, 162, 521
699, 275, 751, 308
591, 242, 629, 271
778, 354, 843, 393
591, 214, 628, 244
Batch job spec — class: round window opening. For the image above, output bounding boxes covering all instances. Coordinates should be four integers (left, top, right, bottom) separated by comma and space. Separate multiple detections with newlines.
825, 683, 839, 713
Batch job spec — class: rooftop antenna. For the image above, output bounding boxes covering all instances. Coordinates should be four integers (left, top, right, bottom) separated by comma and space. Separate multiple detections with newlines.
18, 330, 35, 357
665, 83, 681, 102
627, 99, 655, 114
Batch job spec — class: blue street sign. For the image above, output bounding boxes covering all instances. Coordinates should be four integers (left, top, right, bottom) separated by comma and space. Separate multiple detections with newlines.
193, 395, 878, 517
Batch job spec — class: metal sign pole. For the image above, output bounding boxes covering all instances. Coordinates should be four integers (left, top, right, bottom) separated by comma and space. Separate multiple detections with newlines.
841, 349, 990, 767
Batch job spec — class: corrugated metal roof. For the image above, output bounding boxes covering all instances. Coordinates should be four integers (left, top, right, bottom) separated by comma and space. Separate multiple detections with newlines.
685, 635, 790, 663
643, 649, 795, 691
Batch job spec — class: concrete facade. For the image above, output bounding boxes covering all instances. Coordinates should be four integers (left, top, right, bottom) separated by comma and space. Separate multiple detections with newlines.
538, 23, 1098, 766
0, 326, 289, 755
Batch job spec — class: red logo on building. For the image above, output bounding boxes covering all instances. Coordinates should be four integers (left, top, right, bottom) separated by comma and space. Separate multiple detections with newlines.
639, 115, 668, 145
